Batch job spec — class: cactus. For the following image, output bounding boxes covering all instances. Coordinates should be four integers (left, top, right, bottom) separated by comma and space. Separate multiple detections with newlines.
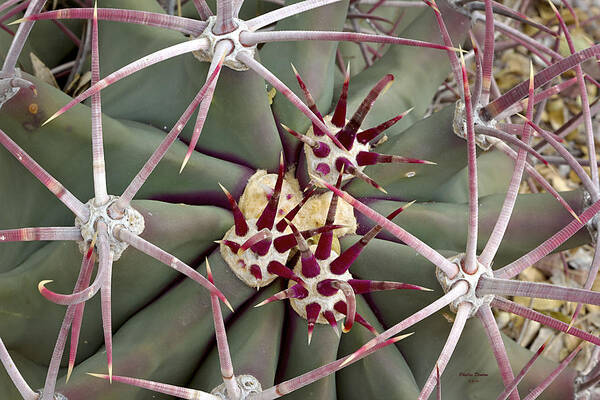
0, 0, 600, 399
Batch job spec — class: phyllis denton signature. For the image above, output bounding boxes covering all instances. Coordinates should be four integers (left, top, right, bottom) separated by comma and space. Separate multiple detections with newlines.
458, 372, 488, 383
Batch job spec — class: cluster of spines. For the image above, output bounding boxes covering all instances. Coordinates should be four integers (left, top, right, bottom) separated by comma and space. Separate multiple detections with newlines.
14, 0, 456, 177
219, 154, 344, 285
282, 66, 435, 192
257, 171, 428, 343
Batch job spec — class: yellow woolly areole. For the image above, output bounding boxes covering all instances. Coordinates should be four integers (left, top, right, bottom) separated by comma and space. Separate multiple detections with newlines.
238, 170, 302, 220
297, 192, 356, 238
221, 170, 358, 289
238, 170, 357, 237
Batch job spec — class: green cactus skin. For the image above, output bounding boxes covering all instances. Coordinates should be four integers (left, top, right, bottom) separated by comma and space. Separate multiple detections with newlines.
0, 0, 599, 399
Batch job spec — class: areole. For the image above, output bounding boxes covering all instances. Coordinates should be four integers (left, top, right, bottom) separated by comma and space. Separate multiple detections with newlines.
192, 16, 257, 71
75, 195, 144, 261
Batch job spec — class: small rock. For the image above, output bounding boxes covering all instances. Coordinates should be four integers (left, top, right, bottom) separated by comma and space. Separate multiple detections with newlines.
569, 247, 594, 271
519, 266, 547, 282
518, 320, 541, 348
495, 311, 511, 330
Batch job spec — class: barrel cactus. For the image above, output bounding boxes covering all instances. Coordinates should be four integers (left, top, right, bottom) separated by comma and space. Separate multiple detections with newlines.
1, 0, 600, 399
